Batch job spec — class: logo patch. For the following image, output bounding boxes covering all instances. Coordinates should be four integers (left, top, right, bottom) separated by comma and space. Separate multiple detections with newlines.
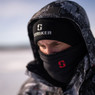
37, 24, 42, 31
58, 60, 66, 68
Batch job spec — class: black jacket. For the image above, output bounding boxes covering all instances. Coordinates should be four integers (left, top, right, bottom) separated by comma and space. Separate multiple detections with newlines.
18, 0, 95, 95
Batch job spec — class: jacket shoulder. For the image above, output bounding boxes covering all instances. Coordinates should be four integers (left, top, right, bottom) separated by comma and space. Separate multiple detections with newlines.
80, 74, 95, 95
18, 77, 63, 95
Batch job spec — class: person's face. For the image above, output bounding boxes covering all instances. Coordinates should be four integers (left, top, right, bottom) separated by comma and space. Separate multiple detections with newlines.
37, 40, 71, 55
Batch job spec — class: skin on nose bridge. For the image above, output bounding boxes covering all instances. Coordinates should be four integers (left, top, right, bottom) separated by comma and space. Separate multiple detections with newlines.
45, 46, 53, 54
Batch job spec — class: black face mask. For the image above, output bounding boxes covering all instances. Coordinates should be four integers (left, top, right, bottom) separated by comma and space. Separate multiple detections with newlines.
39, 43, 87, 84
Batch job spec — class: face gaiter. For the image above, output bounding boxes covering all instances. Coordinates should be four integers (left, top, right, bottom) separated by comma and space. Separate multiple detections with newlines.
39, 43, 87, 84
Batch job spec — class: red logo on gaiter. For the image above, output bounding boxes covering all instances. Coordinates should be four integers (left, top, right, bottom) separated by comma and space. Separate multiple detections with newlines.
58, 60, 66, 68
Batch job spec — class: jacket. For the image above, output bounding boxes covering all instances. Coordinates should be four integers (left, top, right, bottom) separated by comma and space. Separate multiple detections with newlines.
18, 0, 95, 95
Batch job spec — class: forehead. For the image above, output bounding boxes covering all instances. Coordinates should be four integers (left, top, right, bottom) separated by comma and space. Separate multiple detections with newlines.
37, 40, 61, 44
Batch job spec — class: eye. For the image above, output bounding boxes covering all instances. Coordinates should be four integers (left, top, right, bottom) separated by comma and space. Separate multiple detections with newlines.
51, 42, 60, 47
38, 43, 46, 49
40, 45, 46, 48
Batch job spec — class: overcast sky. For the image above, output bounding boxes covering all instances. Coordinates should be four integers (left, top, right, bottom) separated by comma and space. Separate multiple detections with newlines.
0, 0, 95, 46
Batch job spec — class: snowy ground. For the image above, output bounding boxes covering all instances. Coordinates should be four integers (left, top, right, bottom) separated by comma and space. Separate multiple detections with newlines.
0, 48, 34, 95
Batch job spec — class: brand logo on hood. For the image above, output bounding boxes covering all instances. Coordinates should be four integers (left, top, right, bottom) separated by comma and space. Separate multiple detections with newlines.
37, 24, 42, 31
34, 23, 52, 37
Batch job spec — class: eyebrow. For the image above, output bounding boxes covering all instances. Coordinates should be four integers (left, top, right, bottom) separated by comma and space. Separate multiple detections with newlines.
37, 41, 60, 46
37, 42, 42, 46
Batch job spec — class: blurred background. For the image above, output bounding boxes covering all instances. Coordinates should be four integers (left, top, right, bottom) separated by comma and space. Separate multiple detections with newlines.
0, 0, 95, 95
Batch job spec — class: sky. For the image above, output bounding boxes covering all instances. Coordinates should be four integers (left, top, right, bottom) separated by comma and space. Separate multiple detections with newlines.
0, 0, 95, 46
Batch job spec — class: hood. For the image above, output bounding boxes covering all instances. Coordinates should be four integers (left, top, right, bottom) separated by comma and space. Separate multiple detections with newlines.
28, 0, 95, 67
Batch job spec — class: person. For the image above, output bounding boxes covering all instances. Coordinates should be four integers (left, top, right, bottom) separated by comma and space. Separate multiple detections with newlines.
18, 0, 95, 95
